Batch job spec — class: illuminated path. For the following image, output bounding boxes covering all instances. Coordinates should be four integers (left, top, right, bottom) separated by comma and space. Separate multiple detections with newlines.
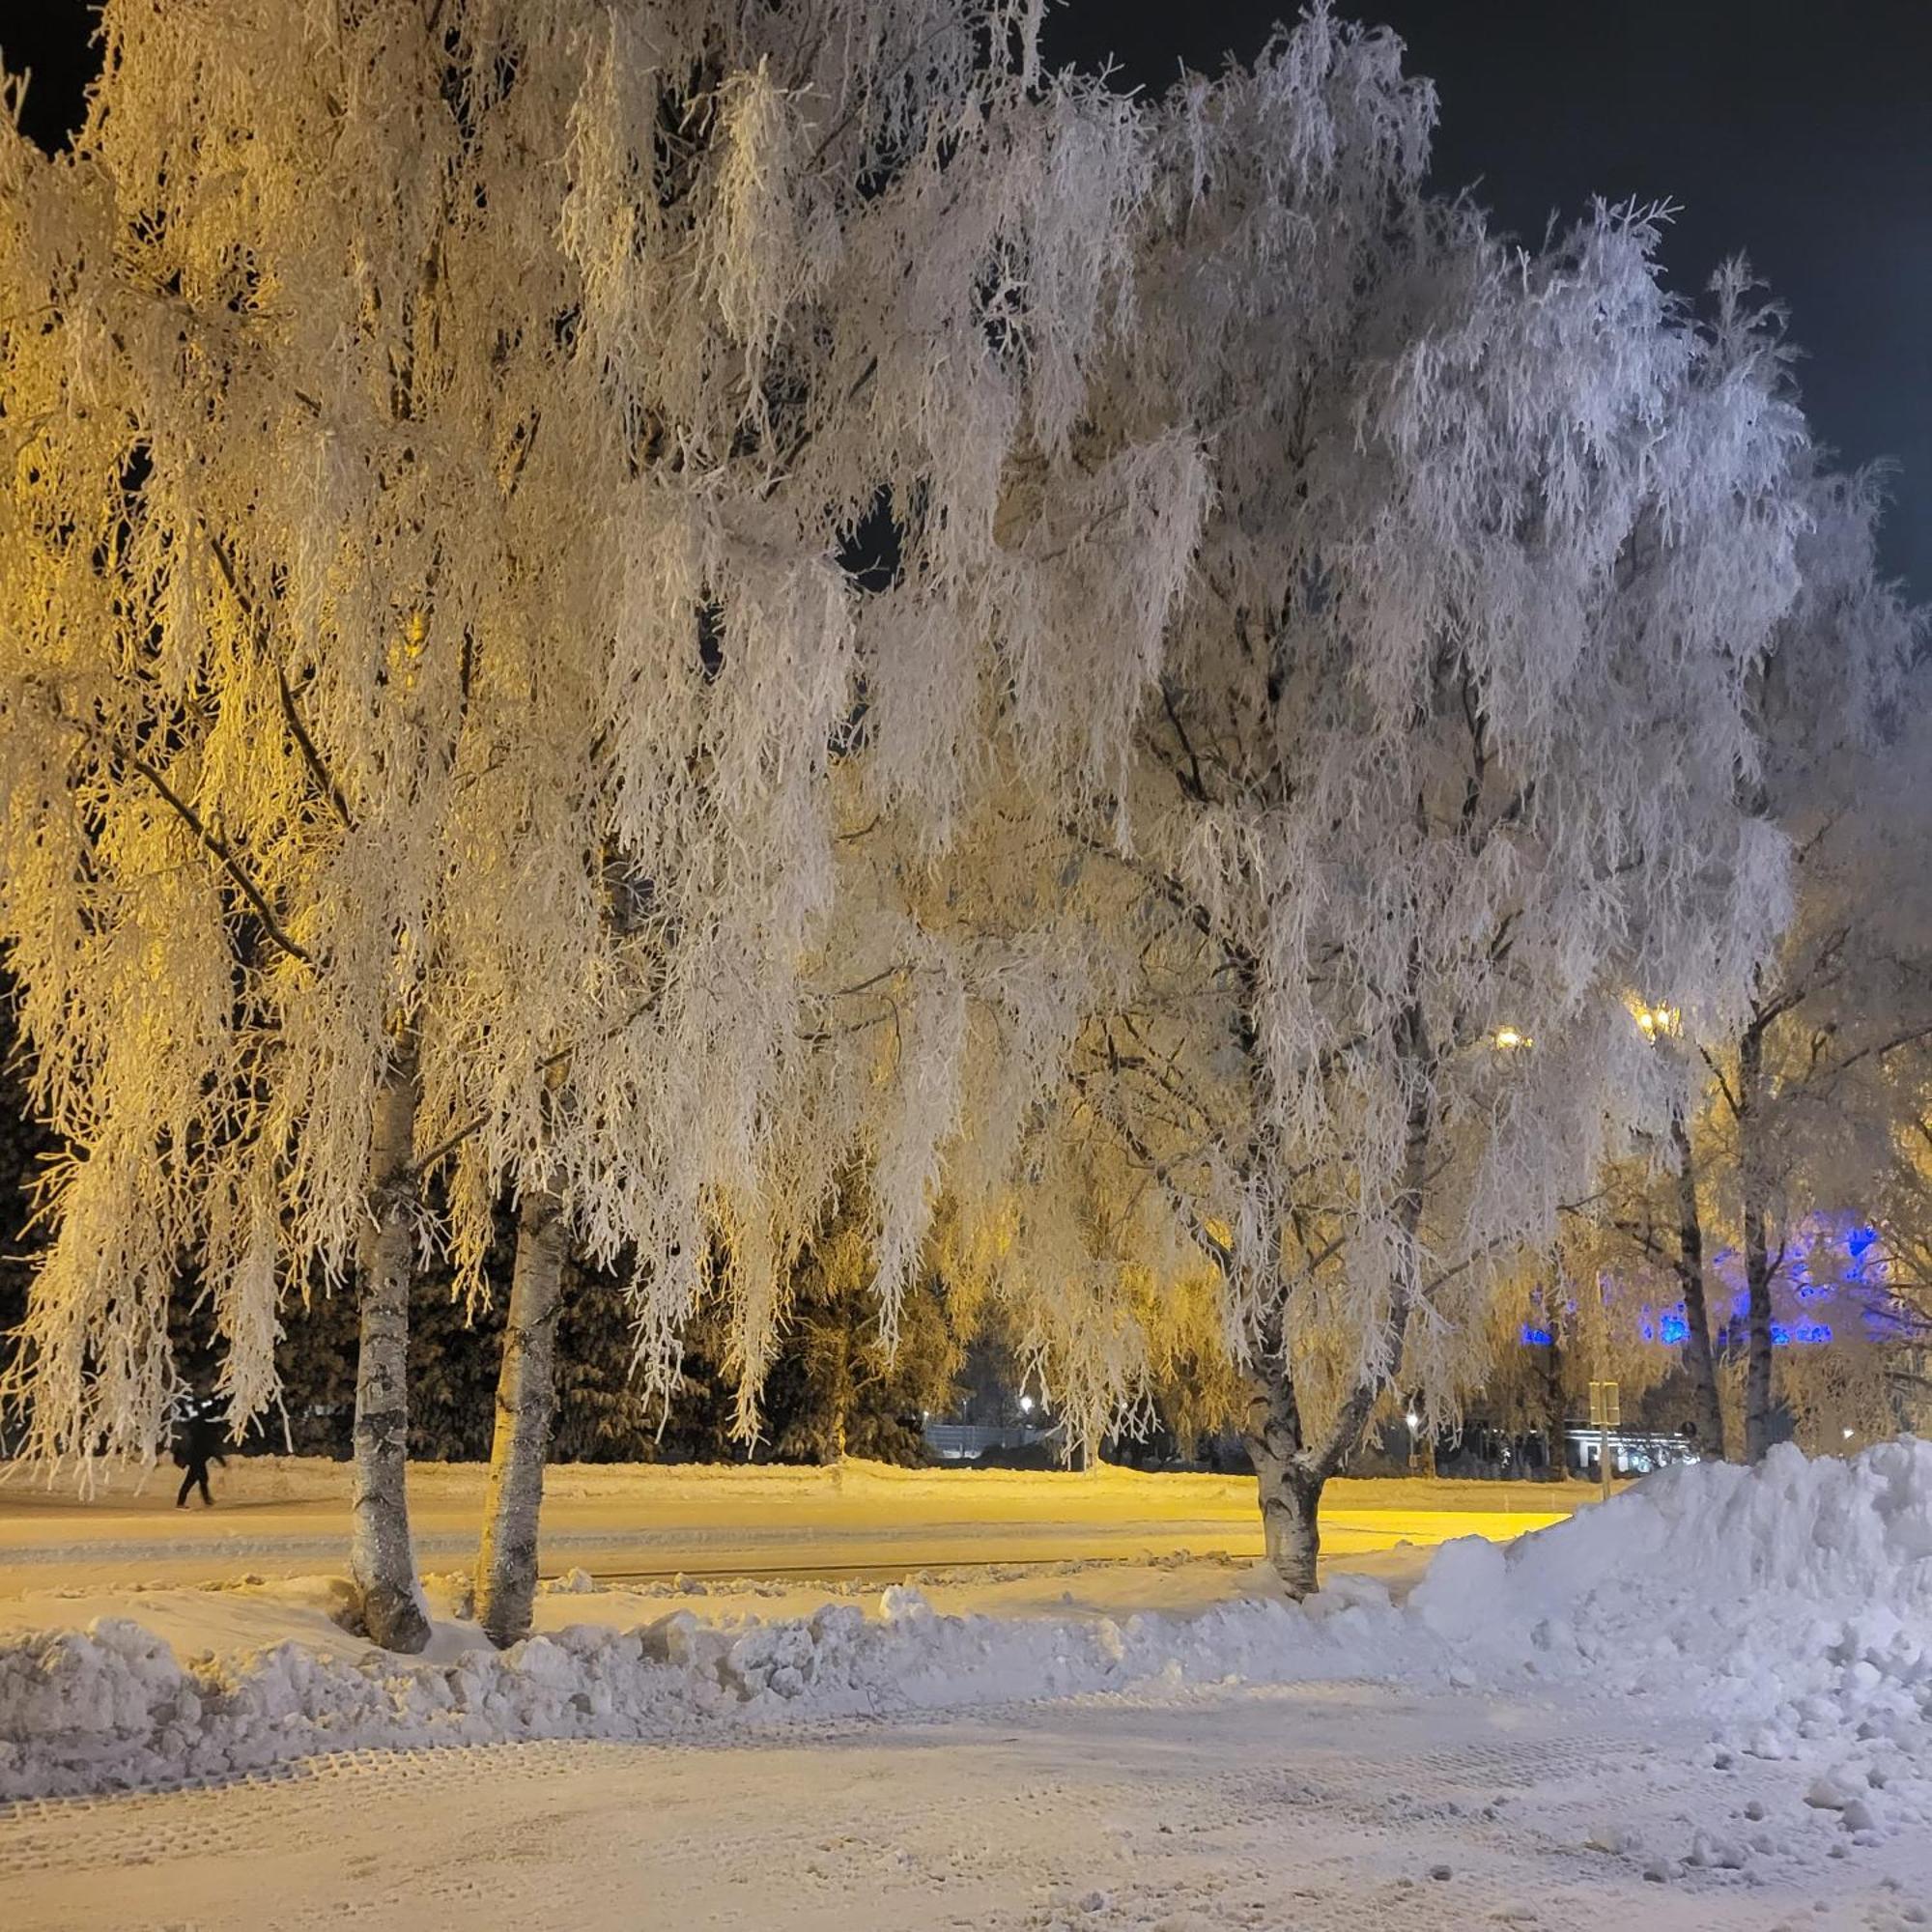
0, 1459, 1584, 1593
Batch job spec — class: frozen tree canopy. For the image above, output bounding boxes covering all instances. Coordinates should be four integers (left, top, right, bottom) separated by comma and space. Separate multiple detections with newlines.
0, 2, 1918, 1601
888, 16, 1861, 1581
0, 0, 1198, 1469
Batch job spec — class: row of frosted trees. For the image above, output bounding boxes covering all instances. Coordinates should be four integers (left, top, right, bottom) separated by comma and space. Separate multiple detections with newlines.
1, 2, 1924, 1646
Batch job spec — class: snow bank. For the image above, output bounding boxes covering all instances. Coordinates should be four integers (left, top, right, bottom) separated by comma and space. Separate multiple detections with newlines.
0, 1582, 1415, 1801
1412, 1437, 1932, 1861
1412, 1438, 1932, 1726
5, 1440, 1930, 1804
1421, 1435, 1932, 1631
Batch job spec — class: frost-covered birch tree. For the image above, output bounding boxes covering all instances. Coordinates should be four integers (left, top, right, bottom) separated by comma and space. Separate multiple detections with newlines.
0, 0, 1197, 1647
971, 17, 1817, 1592
1575, 1051, 1737, 1460
1682, 473, 1930, 1459
1867, 1134, 1932, 1435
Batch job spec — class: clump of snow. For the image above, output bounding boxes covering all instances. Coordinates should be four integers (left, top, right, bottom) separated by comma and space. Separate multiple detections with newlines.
4, 1442, 1930, 1811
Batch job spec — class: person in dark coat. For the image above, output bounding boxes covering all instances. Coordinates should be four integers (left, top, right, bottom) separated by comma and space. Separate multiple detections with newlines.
174, 1393, 229, 1508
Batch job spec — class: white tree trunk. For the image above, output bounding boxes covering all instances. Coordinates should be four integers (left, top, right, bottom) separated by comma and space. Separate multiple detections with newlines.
475, 1187, 568, 1647
350, 1058, 431, 1654
1240, 1366, 1323, 1598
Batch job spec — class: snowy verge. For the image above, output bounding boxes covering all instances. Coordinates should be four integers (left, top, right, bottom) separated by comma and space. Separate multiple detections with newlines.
0, 1573, 1418, 1801
3, 1440, 1930, 1810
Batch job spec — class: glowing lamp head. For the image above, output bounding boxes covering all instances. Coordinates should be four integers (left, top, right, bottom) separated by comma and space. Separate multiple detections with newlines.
1493, 1026, 1530, 1052
1019, 1395, 1035, 1416
1405, 1407, 1422, 1432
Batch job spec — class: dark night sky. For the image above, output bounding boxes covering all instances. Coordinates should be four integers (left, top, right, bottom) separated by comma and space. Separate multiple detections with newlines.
6, 0, 1926, 597
1051, 0, 1931, 602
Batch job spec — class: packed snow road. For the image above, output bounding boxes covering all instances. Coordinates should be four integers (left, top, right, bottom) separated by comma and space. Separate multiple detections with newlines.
6, 1685, 1930, 1931
0, 1458, 1581, 1592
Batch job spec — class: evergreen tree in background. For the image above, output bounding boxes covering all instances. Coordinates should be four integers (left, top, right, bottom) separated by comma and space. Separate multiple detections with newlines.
0, 996, 47, 1369
548, 1261, 696, 1464
270, 1288, 359, 1458
762, 1195, 963, 1465
254, 1196, 960, 1467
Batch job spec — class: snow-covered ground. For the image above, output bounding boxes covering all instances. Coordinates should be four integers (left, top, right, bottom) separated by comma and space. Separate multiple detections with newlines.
5, 1443, 1932, 1928
11, 1684, 1931, 1932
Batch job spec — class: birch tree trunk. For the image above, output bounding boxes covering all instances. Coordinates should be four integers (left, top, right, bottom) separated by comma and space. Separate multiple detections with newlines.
1737, 1019, 1778, 1462
475, 1187, 568, 1648
1245, 999, 1436, 1594
1240, 1362, 1323, 1598
1668, 1110, 1729, 1460
352, 1056, 431, 1654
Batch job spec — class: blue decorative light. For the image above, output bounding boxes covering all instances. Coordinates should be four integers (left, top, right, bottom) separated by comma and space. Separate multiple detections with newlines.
1551, 1212, 1870, 1363
1845, 1225, 1877, 1283
1769, 1321, 1833, 1349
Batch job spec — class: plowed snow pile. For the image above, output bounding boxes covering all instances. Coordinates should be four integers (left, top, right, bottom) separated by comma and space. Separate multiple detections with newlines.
4, 1440, 1930, 1807
1415, 1438, 1932, 1817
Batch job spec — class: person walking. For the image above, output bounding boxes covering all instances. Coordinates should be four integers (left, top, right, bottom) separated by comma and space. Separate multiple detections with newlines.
173, 1390, 229, 1508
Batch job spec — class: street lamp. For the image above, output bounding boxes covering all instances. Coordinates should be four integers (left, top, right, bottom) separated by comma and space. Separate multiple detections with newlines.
1019, 1394, 1035, 1416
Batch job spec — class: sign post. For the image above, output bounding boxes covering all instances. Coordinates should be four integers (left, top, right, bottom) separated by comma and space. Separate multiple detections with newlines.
1588, 1379, 1621, 1500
